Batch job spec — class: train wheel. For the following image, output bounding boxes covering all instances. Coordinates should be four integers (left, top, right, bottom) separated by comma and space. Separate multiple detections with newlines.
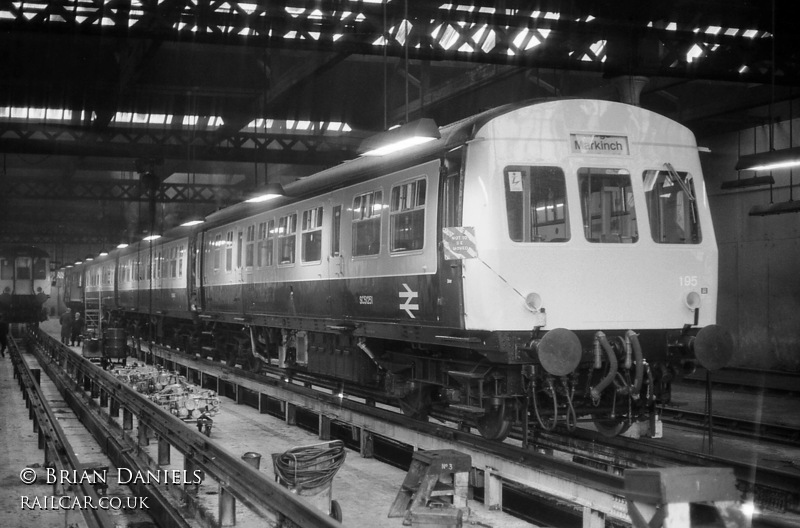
592, 413, 630, 437
476, 398, 512, 441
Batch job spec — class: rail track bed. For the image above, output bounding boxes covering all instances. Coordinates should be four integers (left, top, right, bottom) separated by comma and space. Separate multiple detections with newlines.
122, 330, 800, 527
26, 318, 800, 527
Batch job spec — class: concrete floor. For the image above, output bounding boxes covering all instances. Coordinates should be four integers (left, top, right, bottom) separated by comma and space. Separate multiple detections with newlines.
0, 340, 89, 528
25, 318, 536, 528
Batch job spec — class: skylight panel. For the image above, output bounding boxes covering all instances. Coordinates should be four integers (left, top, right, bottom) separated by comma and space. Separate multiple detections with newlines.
436, 24, 461, 50
238, 2, 258, 15
686, 44, 704, 63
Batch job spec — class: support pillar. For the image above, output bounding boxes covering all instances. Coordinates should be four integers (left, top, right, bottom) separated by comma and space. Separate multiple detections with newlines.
99, 389, 108, 408
319, 414, 331, 440
123, 408, 133, 431
138, 423, 149, 447
485, 466, 503, 511
110, 398, 120, 418
219, 487, 236, 526
285, 402, 296, 425
158, 437, 171, 466
582, 506, 605, 528
360, 429, 374, 459
184, 456, 203, 495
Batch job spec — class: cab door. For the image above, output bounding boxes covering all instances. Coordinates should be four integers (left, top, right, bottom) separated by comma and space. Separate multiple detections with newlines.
437, 148, 466, 329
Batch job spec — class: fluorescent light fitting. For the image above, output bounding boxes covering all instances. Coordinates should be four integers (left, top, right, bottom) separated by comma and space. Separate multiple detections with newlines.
84, 255, 94, 261
245, 182, 286, 203
720, 175, 775, 190
735, 146, 800, 172
98, 249, 109, 256
749, 200, 800, 216
180, 219, 204, 227
143, 234, 162, 241
359, 118, 441, 157
116, 243, 129, 249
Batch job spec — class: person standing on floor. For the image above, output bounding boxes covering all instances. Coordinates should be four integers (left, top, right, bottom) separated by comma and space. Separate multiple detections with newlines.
59, 307, 73, 345
71, 311, 83, 347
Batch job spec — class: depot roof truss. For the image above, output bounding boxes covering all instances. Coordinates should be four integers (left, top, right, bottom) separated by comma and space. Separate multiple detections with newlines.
0, 123, 356, 165
0, 0, 788, 84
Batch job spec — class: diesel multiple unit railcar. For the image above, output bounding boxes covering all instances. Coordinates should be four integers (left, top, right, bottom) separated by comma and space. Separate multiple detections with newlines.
64, 99, 733, 440
0, 245, 50, 324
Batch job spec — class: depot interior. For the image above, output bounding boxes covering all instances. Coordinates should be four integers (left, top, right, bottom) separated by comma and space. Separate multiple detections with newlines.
0, 1, 798, 371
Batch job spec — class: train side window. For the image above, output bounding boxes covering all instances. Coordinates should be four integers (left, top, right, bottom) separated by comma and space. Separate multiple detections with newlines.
156, 250, 164, 279
278, 213, 297, 265
643, 169, 701, 244
236, 230, 243, 269
504, 166, 570, 242
1, 258, 12, 280
578, 168, 638, 243
170, 246, 178, 278
256, 222, 267, 267
266, 220, 275, 266
352, 190, 383, 257
33, 257, 48, 280
212, 233, 222, 271
178, 245, 185, 278
301, 206, 324, 263
331, 205, 342, 257
245, 225, 256, 268
390, 177, 426, 252
225, 230, 234, 271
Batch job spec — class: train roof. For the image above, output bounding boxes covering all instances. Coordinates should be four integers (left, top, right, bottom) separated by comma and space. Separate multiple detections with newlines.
202, 99, 542, 227
0, 245, 50, 259
167, 97, 679, 236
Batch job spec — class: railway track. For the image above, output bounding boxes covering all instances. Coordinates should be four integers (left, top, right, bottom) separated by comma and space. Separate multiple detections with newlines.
126, 331, 800, 525
18, 329, 343, 528
661, 407, 800, 447
21, 323, 797, 527
682, 367, 800, 395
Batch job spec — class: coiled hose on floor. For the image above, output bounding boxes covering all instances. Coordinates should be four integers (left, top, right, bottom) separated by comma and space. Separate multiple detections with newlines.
273, 440, 346, 493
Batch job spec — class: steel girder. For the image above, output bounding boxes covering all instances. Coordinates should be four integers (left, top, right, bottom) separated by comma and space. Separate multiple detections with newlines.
0, 0, 793, 85
0, 125, 358, 165
1, 176, 244, 204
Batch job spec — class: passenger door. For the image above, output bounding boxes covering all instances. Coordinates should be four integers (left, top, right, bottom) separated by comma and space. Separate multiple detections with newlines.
326, 203, 347, 321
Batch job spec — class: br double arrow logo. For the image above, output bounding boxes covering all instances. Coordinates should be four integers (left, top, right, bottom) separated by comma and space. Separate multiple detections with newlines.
399, 283, 419, 318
